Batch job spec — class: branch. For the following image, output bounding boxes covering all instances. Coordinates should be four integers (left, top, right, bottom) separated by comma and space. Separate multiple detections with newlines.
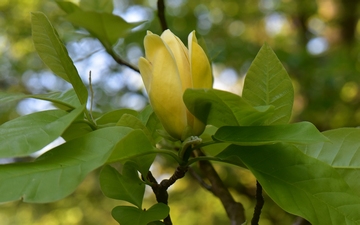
188, 167, 212, 191
251, 181, 264, 225
197, 159, 246, 224
106, 47, 139, 73
157, 0, 168, 31
101, 0, 169, 74
147, 166, 188, 225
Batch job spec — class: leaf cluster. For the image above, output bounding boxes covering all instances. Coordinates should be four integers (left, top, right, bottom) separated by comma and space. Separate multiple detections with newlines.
1, 2, 360, 225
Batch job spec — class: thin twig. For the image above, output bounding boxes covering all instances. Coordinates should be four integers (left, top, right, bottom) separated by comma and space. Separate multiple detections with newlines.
147, 166, 188, 225
251, 181, 264, 225
88, 71, 96, 125
157, 0, 168, 31
74, 48, 103, 62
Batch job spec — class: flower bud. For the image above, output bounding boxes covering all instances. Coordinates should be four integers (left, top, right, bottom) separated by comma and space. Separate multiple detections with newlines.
138, 30, 212, 140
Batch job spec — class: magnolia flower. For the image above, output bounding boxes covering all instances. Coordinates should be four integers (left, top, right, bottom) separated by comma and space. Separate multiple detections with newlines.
138, 30, 213, 141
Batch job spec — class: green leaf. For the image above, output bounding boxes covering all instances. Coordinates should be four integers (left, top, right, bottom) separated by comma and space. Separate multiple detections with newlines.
31, 12, 88, 104
338, 168, 360, 198
0, 89, 81, 109
61, 121, 93, 141
214, 149, 246, 168
0, 126, 133, 203
137, 105, 154, 125
112, 203, 169, 225
55, 0, 81, 14
117, 114, 147, 129
213, 121, 329, 146
100, 163, 145, 208
108, 129, 157, 176
199, 125, 230, 156
0, 92, 26, 105
183, 88, 274, 127
242, 43, 294, 125
0, 106, 85, 158
138, 106, 163, 144
117, 113, 158, 145
226, 143, 360, 225
297, 128, 360, 196
66, 11, 144, 48
96, 109, 138, 126
79, 0, 113, 13
31, 89, 81, 109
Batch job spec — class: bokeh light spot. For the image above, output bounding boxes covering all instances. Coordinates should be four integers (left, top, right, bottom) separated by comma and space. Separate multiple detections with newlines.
307, 37, 328, 55
341, 82, 358, 102
227, 20, 245, 37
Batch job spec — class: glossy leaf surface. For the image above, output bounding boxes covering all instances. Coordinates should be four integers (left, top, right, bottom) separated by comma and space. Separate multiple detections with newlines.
132, 106, 163, 144
100, 164, 145, 208
96, 109, 138, 126
79, 0, 113, 13
213, 122, 328, 146
55, 0, 80, 13
108, 129, 157, 176
183, 88, 274, 127
31, 89, 81, 109
66, 11, 143, 48
112, 203, 169, 225
242, 43, 294, 124
224, 143, 360, 225
0, 126, 132, 203
0, 92, 26, 106
61, 122, 93, 141
0, 89, 80, 109
0, 106, 84, 157
31, 12, 88, 104
297, 128, 360, 196
117, 113, 156, 145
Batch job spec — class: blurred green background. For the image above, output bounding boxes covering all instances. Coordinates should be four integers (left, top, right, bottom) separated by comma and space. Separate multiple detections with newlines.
0, 0, 359, 224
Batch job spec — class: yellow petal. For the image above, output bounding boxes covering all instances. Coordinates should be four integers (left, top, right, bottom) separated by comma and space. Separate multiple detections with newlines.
188, 31, 213, 89
161, 30, 194, 137
142, 32, 187, 140
138, 57, 152, 93
186, 31, 212, 134
143, 32, 167, 63
161, 30, 191, 93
